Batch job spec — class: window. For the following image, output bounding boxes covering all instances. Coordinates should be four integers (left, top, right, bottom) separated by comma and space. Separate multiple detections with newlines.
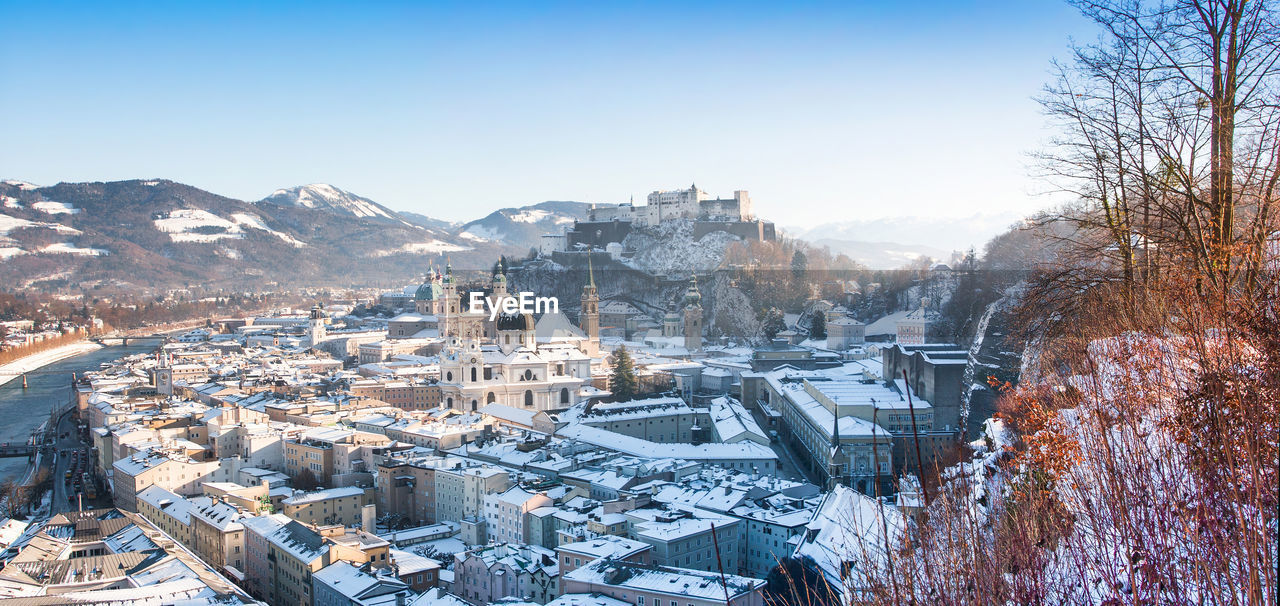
524, 390, 534, 407
560, 388, 569, 404
638, 598, 645, 606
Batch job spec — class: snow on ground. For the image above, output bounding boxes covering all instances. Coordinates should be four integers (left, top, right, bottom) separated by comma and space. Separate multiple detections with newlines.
2, 196, 21, 209
0, 214, 27, 236
0, 341, 103, 387
621, 220, 742, 274
459, 227, 497, 241
228, 212, 271, 231
1, 180, 39, 190
41, 242, 108, 256
265, 183, 404, 222
30, 200, 79, 215
508, 209, 550, 223
154, 208, 242, 242
410, 536, 467, 559
154, 208, 306, 246
229, 213, 307, 247
0, 247, 25, 259
0, 213, 81, 236
373, 240, 473, 256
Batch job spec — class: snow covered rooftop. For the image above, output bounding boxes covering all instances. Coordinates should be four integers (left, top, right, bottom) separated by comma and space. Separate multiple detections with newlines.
563, 557, 764, 601
556, 423, 778, 463
281, 485, 365, 506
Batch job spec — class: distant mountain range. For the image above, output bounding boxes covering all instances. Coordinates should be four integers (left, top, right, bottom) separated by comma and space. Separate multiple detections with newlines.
1, 178, 1014, 292
785, 212, 1026, 268
261, 184, 412, 225
457, 201, 590, 248
0, 179, 588, 292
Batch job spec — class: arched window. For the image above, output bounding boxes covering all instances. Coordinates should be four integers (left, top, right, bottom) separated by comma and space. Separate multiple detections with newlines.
471, 399, 477, 411
486, 392, 495, 404
560, 388, 569, 404
470, 368, 477, 382
446, 397, 453, 408
524, 390, 533, 408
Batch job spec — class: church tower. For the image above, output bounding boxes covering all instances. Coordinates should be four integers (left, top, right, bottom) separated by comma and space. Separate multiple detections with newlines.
415, 266, 443, 315
491, 259, 509, 301
579, 255, 600, 355
308, 302, 327, 346
487, 260, 510, 339
682, 274, 702, 353
441, 260, 458, 340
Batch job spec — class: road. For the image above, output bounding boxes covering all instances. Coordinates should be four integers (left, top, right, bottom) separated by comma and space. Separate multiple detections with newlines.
49, 408, 105, 514
745, 401, 817, 485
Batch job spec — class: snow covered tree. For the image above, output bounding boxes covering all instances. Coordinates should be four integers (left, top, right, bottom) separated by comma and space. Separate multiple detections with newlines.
809, 312, 825, 338
608, 345, 638, 402
710, 277, 762, 343
791, 250, 808, 278
762, 308, 786, 340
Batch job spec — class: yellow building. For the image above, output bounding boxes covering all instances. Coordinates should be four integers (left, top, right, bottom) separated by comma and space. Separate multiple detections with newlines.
281, 486, 373, 528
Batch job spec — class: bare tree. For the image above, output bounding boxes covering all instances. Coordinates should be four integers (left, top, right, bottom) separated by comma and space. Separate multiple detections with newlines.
1035, 0, 1279, 320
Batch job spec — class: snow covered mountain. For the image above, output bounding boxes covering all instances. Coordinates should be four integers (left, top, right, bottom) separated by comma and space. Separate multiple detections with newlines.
0, 179, 510, 292
808, 238, 952, 270
788, 212, 1025, 257
260, 183, 411, 225
457, 201, 590, 251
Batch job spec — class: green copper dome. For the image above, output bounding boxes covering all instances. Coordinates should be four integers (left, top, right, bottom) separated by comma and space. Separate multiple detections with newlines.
415, 282, 443, 301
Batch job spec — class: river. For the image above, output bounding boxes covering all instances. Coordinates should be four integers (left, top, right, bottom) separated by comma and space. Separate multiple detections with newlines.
0, 341, 159, 482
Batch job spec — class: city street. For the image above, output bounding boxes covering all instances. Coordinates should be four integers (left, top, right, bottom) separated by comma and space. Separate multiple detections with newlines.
49, 409, 102, 514
744, 400, 816, 485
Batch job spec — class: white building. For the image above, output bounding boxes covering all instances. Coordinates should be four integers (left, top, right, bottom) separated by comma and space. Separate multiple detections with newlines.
587, 184, 754, 227
826, 316, 866, 350
895, 299, 940, 345
483, 486, 554, 545
434, 464, 511, 524
436, 318, 591, 414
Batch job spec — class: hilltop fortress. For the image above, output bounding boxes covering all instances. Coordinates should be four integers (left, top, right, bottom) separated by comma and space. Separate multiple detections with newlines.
589, 183, 755, 226
543, 184, 776, 254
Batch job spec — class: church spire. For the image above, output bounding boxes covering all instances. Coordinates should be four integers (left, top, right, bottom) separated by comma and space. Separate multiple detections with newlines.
587, 253, 595, 288
831, 410, 841, 454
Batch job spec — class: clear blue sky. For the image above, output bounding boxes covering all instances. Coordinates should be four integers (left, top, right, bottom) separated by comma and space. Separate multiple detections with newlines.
0, 1, 1095, 227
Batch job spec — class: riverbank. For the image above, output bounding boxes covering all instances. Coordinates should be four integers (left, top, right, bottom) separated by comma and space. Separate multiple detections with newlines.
0, 341, 103, 388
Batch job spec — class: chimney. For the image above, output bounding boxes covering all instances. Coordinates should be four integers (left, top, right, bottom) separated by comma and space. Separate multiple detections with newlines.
362, 503, 376, 534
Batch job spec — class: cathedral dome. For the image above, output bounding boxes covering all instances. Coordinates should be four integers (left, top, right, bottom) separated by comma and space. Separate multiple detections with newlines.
496, 312, 536, 332
415, 282, 442, 301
